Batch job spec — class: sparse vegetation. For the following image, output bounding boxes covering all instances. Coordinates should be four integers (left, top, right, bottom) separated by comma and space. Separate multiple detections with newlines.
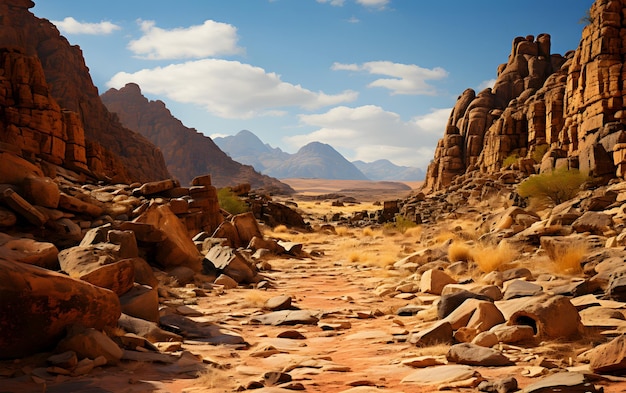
502, 152, 520, 168
217, 187, 249, 215
471, 241, 518, 273
384, 215, 418, 234
548, 242, 588, 274
517, 168, 588, 208
531, 144, 549, 164
448, 241, 472, 262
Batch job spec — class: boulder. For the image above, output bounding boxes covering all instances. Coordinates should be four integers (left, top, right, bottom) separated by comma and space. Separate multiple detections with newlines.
409, 321, 454, 347
0, 232, 59, 269
588, 334, 626, 374
0, 258, 121, 358
119, 284, 159, 323
420, 269, 457, 295
506, 295, 582, 339
205, 245, 257, 284
446, 343, 514, 366
134, 204, 203, 271
232, 212, 263, 247
56, 327, 123, 365
22, 175, 60, 208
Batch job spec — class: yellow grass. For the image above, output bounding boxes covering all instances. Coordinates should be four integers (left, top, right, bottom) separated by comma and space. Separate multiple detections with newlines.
361, 227, 374, 237
471, 241, 518, 273
448, 241, 472, 262
273, 224, 288, 233
241, 290, 272, 308
335, 226, 351, 236
193, 368, 234, 390
433, 230, 456, 244
403, 226, 423, 238
549, 242, 588, 274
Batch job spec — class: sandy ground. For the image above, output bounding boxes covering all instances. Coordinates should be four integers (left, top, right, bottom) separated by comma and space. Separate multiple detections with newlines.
2, 179, 625, 393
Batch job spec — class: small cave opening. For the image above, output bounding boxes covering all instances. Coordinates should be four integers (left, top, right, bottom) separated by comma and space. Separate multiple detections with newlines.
512, 315, 538, 335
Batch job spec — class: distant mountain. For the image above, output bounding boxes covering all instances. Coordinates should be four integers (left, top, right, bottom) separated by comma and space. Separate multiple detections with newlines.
266, 142, 369, 180
213, 130, 290, 172
353, 159, 425, 181
101, 83, 294, 194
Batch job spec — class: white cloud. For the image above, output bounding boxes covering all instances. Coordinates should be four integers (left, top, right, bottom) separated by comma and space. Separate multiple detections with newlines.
107, 59, 358, 119
347, 16, 360, 23
477, 78, 496, 91
128, 20, 243, 60
286, 105, 451, 168
51, 17, 121, 35
355, 0, 389, 9
332, 61, 448, 95
317, 0, 346, 5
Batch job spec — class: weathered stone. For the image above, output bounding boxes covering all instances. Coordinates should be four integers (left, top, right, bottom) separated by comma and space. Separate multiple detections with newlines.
0, 258, 121, 358
572, 211, 613, 235
506, 295, 582, 339
0, 232, 58, 269
503, 279, 543, 300
588, 334, 626, 374
491, 324, 535, 344
446, 343, 514, 366
232, 212, 263, 247
250, 310, 320, 326
56, 327, 123, 365
214, 274, 238, 289
420, 269, 457, 295
1, 188, 47, 226
409, 321, 454, 346
472, 331, 499, 348
134, 204, 203, 272
264, 295, 292, 311
477, 377, 518, 393
59, 193, 104, 217
117, 313, 182, 343
119, 284, 159, 323
22, 175, 60, 208
438, 290, 494, 318
401, 364, 478, 385
467, 301, 506, 332
205, 245, 256, 284
519, 372, 601, 393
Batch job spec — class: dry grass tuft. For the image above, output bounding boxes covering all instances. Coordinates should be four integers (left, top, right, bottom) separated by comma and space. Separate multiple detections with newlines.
273, 224, 288, 233
448, 241, 472, 262
361, 227, 375, 237
241, 290, 272, 308
549, 242, 588, 274
403, 226, 423, 238
335, 226, 351, 236
433, 230, 456, 244
471, 241, 518, 273
348, 252, 363, 263
193, 367, 235, 390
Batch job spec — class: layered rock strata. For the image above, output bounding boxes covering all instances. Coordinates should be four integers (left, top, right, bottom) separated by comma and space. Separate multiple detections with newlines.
0, 0, 170, 183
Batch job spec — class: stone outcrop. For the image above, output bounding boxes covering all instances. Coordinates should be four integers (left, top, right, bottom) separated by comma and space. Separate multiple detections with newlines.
101, 83, 294, 193
424, 0, 626, 192
0, 0, 170, 183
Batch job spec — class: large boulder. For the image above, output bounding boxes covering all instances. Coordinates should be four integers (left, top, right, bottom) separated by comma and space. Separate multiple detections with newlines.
0, 258, 121, 358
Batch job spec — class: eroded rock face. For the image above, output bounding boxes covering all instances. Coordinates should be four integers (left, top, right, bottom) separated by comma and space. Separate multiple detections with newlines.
0, 1, 170, 183
425, 0, 626, 192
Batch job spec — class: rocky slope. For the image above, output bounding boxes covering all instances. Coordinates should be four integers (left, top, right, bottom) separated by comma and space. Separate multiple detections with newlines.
0, 0, 170, 183
425, 0, 626, 193
101, 84, 294, 194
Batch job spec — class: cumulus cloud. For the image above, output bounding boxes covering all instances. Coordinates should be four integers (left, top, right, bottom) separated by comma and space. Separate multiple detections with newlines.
332, 61, 448, 95
51, 17, 121, 35
107, 59, 358, 119
286, 105, 451, 167
128, 20, 243, 60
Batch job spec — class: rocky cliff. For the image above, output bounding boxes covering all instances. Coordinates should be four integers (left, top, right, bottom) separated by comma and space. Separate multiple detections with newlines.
424, 0, 626, 193
0, 0, 170, 183
101, 84, 294, 194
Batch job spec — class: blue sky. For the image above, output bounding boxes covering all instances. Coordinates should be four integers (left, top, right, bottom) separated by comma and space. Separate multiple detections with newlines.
32, 0, 594, 169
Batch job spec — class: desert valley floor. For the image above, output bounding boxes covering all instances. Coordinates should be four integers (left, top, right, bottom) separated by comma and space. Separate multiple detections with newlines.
3, 178, 626, 393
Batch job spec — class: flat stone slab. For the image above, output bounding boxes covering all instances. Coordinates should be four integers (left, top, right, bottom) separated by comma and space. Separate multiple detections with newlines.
401, 364, 478, 385
520, 372, 601, 393
250, 310, 320, 326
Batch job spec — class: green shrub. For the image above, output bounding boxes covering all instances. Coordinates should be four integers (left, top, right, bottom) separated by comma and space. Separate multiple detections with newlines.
384, 214, 418, 234
531, 144, 549, 164
217, 188, 249, 215
502, 152, 519, 168
517, 168, 588, 208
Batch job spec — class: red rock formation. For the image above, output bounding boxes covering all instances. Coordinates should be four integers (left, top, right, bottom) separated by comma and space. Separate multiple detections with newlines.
101, 83, 294, 193
424, 0, 626, 193
0, 0, 170, 183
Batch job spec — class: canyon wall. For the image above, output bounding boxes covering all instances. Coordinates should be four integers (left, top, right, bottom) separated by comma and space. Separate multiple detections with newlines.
424, 0, 626, 193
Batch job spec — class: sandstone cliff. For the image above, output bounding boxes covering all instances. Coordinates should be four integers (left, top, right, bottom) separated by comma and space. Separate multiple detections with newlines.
101, 83, 294, 194
0, 0, 170, 183
424, 0, 626, 193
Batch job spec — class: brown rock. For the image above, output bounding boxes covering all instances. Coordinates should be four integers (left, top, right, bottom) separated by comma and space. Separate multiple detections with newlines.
0, 257, 121, 358
56, 327, 123, 365
0, 232, 58, 269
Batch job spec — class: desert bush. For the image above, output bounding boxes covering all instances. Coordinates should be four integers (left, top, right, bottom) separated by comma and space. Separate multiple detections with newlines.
472, 241, 518, 273
448, 241, 472, 262
531, 144, 549, 164
549, 242, 587, 274
361, 227, 374, 237
502, 152, 519, 168
217, 187, 249, 215
384, 215, 418, 234
517, 168, 587, 208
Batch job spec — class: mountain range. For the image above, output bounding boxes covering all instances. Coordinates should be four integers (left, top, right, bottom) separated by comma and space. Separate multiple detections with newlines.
214, 130, 425, 181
